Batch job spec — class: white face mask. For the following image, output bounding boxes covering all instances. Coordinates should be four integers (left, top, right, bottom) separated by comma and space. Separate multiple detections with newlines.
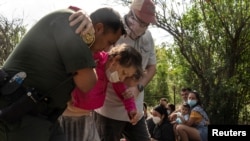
167, 110, 171, 115
152, 116, 161, 124
106, 69, 120, 83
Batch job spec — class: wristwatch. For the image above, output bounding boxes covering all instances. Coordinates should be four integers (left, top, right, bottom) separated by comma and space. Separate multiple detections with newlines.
137, 84, 144, 92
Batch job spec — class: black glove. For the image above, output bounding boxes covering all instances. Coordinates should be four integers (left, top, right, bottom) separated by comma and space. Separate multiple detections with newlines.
0, 92, 37, 123
0, 69, 8, 88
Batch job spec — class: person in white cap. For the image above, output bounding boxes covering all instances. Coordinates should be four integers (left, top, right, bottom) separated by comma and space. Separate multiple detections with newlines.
68, 0, 157, 140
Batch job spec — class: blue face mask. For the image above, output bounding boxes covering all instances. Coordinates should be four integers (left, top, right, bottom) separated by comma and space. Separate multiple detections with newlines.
187, 99, 197, 107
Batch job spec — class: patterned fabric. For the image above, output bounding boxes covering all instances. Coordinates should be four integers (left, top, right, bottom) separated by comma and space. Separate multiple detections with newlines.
58, 115, 100, 141
192, 105, 209, 141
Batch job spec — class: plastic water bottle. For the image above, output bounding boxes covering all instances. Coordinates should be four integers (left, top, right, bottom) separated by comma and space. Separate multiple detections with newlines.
1, 72, 27, 95
9, 72, 26, 84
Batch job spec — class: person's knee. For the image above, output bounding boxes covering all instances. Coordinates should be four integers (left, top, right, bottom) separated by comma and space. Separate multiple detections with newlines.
176, 124, 185, 132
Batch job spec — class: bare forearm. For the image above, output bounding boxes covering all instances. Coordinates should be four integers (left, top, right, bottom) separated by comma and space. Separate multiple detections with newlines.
140, 64, 156, 87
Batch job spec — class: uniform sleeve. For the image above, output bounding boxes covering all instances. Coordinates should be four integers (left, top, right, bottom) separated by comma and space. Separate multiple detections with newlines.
49, 10, 95, 73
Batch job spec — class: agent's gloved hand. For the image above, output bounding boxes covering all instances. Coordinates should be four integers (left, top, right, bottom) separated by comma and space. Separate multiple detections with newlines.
0, 93, 37, 123
0, 69, 8, 86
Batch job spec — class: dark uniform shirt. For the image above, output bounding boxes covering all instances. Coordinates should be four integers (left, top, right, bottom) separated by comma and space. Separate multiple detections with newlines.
2, 9, 95, 112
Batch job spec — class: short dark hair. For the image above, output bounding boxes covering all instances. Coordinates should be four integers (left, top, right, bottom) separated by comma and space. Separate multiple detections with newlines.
90, 7, 126, 35
153, 105, 169, 121
182, 103, 190, 109
160, 98, 167, 102
167, 103, 176, 111
181, 87, 192, 92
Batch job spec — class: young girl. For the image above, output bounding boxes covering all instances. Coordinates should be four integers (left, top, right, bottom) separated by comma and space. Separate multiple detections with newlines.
58, 43, 143, 141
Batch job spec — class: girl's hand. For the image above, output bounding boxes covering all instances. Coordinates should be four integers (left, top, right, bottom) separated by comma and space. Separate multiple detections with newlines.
69, 10, 94, 35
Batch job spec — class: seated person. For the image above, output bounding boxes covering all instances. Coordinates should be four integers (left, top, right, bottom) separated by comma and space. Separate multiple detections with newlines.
150, 105, 175, 141
176, 91, 209, 141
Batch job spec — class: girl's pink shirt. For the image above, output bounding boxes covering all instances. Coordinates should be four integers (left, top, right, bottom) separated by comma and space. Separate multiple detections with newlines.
72, 52, 136, 112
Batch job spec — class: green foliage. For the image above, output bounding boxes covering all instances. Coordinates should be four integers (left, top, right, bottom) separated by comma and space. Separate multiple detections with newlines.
155, 0, 250, 124
144, 45, 170, 106
0, 15, 26, 66
144, 43, 192, 107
